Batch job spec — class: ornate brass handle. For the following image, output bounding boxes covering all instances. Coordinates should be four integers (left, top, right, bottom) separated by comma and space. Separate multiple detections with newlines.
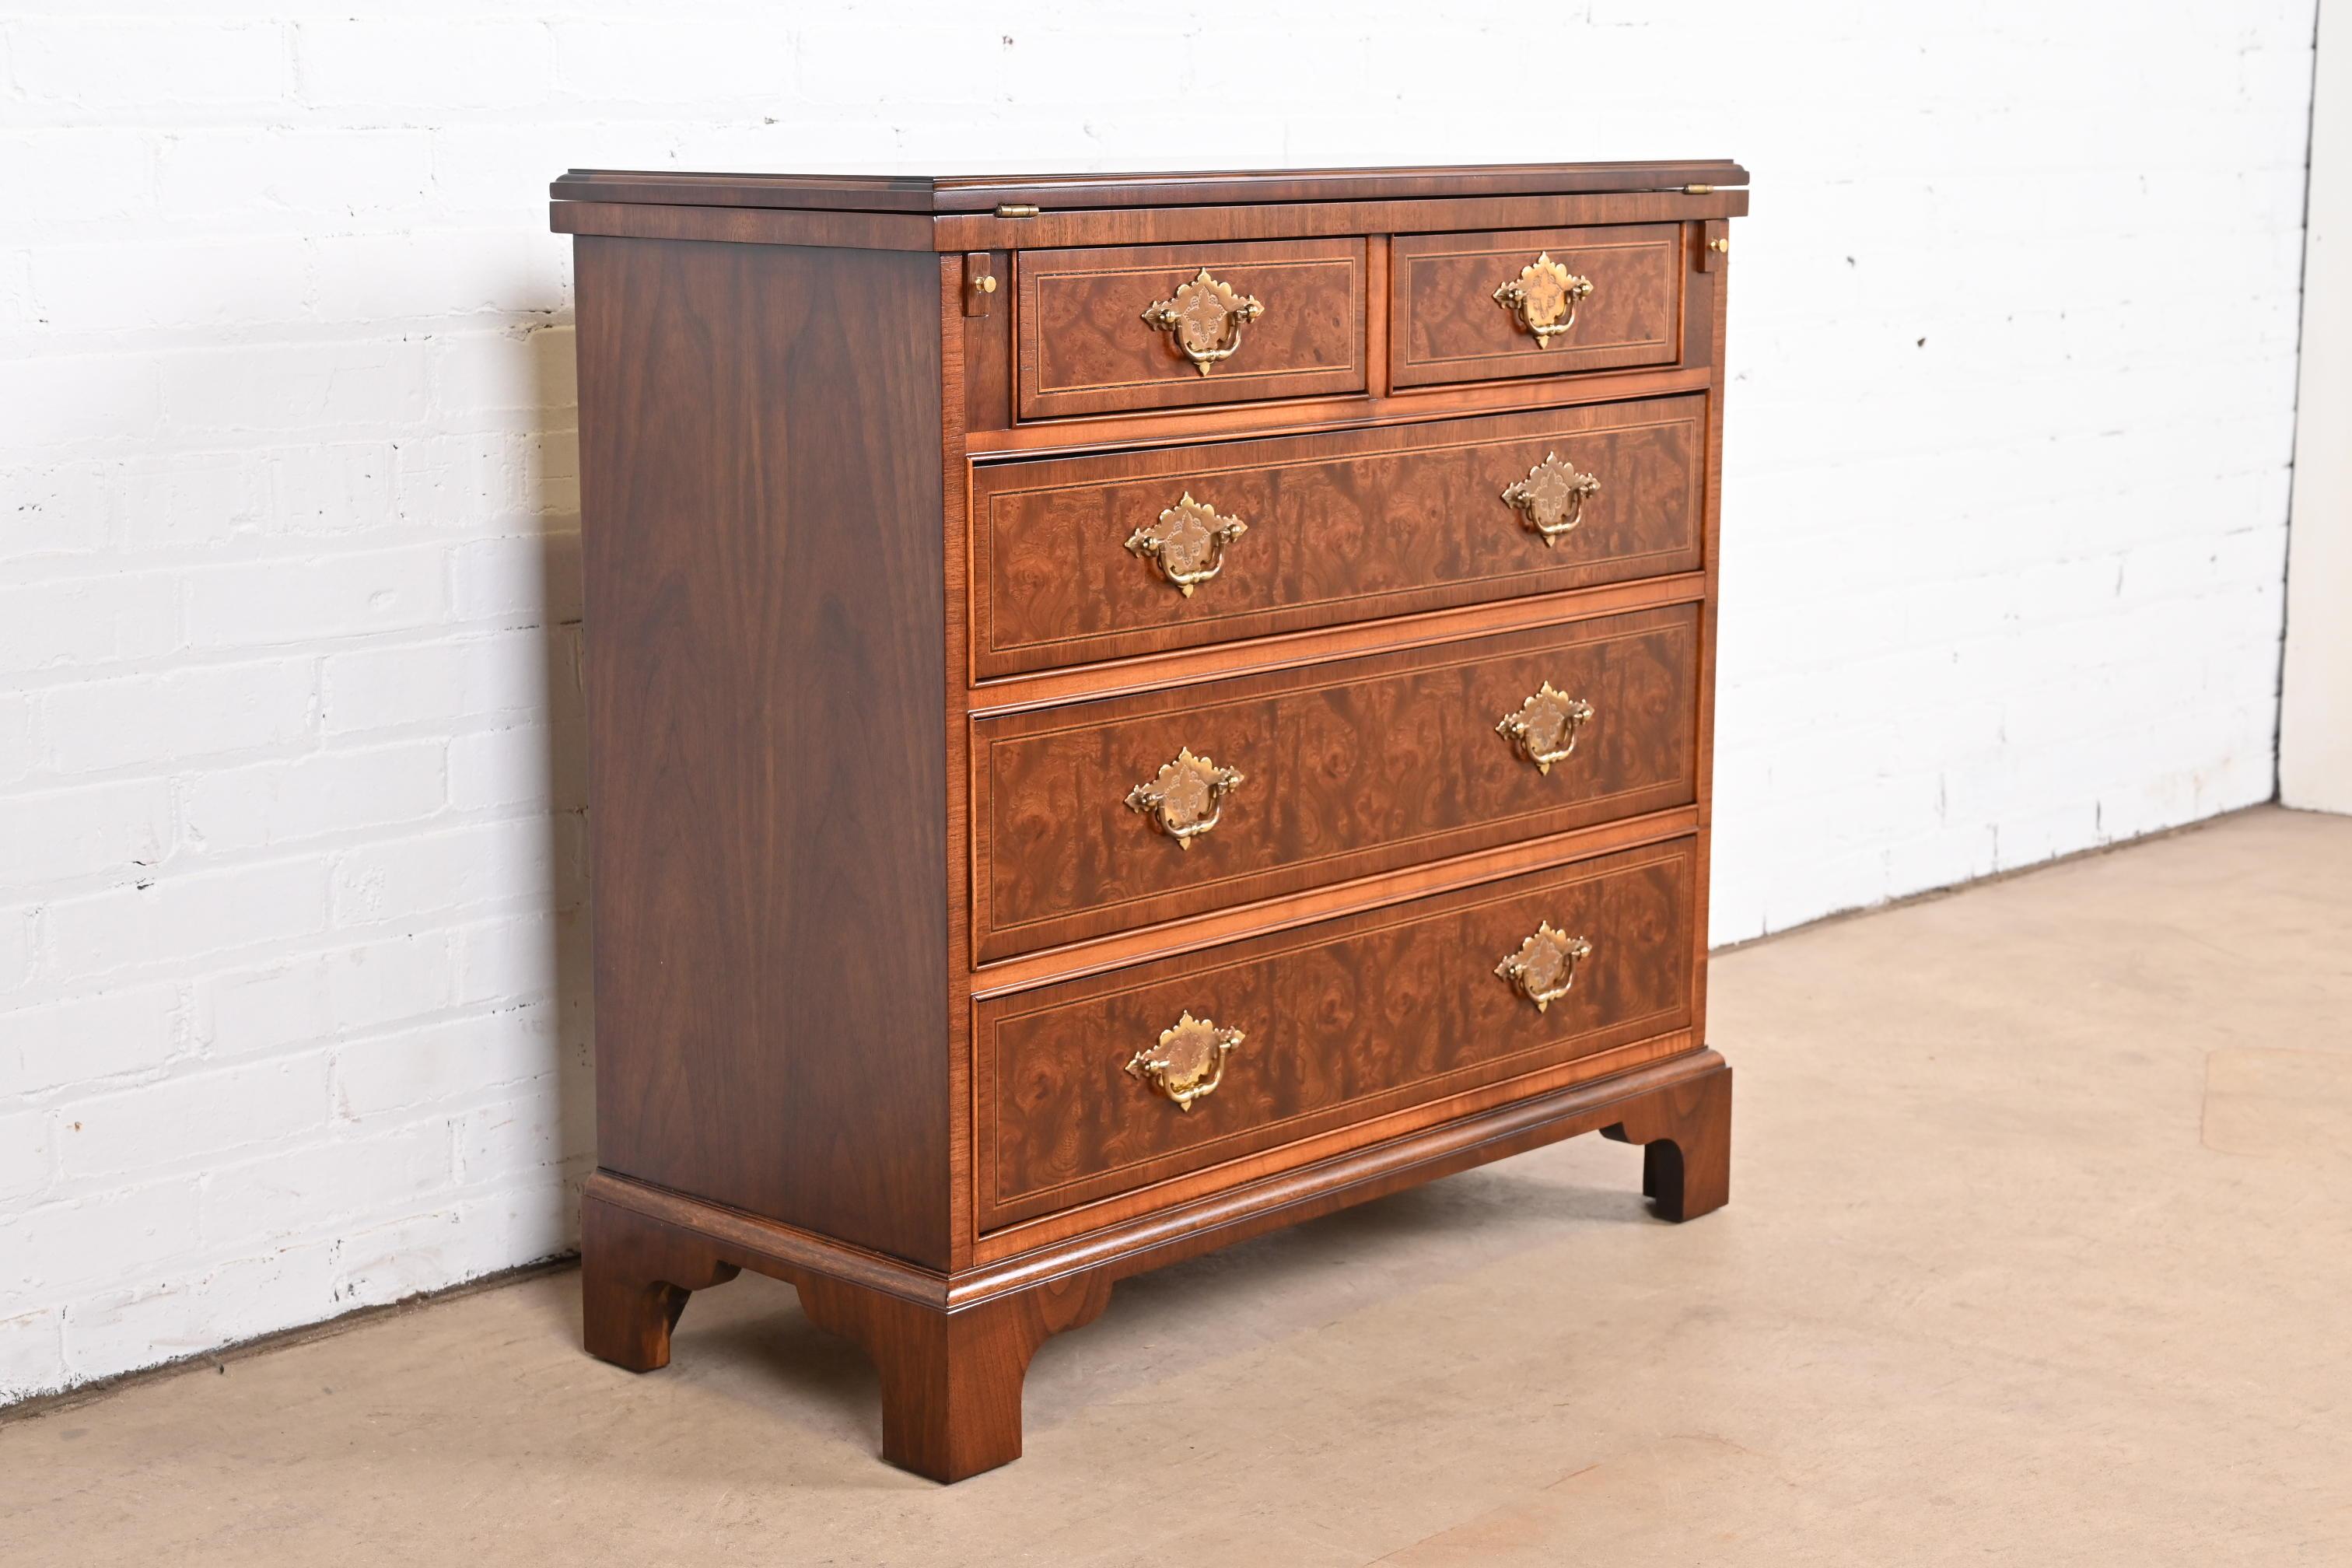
1492, 252, 1594, 348
1142, 268, 1265, 375
1126, 1010, 1244, 1111
1494, 922, 1594, 1013
1495, 682, 1594, 775
1125, 747, 1244, 849
1501, 452, 1601, 547
1126, 493, 1249, 597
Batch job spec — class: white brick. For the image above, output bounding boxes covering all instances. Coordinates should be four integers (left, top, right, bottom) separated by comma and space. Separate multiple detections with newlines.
0, 985, 181, 1098
447, 724, 551, 812
334, 1002, 554, 1120
157, 338, 430, 441
42, 659, 314, 775
37, 237, 313, 342
114, 451, 269, 551
0, 1181, 203, 1300
0, 776, 170, 891
453, 1090, 584, 1187
0, 1111, 56, 1206
451, 531, 580, 624
450, 910, 563, 1007
553, 19, 796, 102
321, 629, 548, 734
429, 320, 574, 419
183, 741, 444, 855
201, 1121, 451, 1245
296, 20, 553, 110
0, 131, 152, 229
0, 572, 179, 677
0, 456, 117, 561
265, 442, 396, 539
0, 695, 37, 788
195, 933, 452, 1063
60, 1055, 328, 1183
157, 128, 432, 225
330, 818, 552, 927
46, 857, 330, 979
0, 1306, 66, 1401
11, 20, 289, 107
0, 352, 163, 452
313, 232, 556, 326
0, 909, 33, 997
184, 544, 447, 650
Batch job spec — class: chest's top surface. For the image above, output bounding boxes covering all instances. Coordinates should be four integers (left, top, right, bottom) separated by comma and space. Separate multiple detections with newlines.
550, 160, 1750, 214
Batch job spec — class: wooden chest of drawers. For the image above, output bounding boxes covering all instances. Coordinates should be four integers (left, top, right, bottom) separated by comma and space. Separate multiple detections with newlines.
555, 161, 1746, 1482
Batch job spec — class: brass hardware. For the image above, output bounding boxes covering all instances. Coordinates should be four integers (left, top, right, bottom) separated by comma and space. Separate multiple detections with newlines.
1495, 682, 1594, 775
995, 203, 1041, 218
1500, 452, 1601, 547
1709, 237, 1731, 254
1492, 252, 1594, 348
1125, 492, 1249, 597
1142, 268, 1265, 376
1494, 922, 1594, 1013
974, 274, 999, 293
1125, 1010, 1244, 1111
1125, 747, 1245, 849
1682, 183, 1715, 194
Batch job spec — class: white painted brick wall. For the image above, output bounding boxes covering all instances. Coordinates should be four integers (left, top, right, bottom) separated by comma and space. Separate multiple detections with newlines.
0, 1, 2314, 1402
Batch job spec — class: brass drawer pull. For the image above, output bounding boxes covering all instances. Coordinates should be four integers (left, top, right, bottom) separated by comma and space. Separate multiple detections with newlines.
1495, 682, 1594, 775
1125, 747, 1245, 849
1494, 922, 1594, 1013
1501, 452, 1601, 546
1126, 493, 1250, 597
1492, 252, 1594, 348
1125, 1010, 1244, 1111
1142, 268, 1265, 375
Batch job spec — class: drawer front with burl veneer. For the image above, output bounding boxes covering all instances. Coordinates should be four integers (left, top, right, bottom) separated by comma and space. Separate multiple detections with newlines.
978, 837, 1699, 1232
971, 604, 1698, 962
1016, 237, 1367, 419
971, 394, 1705, 679
1391, 224, 1685, 388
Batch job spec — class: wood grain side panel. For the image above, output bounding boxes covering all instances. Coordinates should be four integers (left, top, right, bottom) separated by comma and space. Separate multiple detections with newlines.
577, 236, 951, 1266
978, 838, 1697, 1228
972, 395, 1705, 678
971, 604, 1699, 962
1017, 238, 1367, 419
1393, 225, 1685, 387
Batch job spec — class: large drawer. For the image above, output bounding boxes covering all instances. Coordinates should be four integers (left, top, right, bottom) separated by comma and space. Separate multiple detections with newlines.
977, 837, 1699, 1230
971, 604, 1698, 962
971, 396, 1706, 679
1016, 237, 1368, 420
1391, 224, 1685, 388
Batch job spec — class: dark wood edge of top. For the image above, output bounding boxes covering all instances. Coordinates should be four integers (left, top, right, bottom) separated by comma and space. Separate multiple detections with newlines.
550, 160, 1751, 214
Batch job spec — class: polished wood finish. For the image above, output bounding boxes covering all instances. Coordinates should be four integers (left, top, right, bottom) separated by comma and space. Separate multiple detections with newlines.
1393, 225, 1685, 387
981, 838, 1695, 1227
973, 606, 1699, 961
1016, 238, 1367, 418
562, 163, 1741, 1483
971, 394, 1703, 677
554, 159, 1750, 214
575, 236, 950, 1265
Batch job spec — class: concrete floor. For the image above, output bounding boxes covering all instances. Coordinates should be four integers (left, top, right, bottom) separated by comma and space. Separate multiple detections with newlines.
4, 805, 2348, 1566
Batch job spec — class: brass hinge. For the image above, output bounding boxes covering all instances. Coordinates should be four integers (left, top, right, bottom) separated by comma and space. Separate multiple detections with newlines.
1682, 184, 1714, 194
995, 203, 1041, 219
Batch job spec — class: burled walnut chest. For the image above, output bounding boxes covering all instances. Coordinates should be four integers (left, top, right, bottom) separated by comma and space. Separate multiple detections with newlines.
555, 161, 1745, 1482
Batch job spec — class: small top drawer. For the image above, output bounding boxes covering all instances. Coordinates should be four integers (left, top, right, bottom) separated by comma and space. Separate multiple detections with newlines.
1017, 238, 1368, 420
1390, 224, 1685, 388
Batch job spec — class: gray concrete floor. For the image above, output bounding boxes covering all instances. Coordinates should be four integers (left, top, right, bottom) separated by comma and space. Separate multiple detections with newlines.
4, 805, 2349, 1565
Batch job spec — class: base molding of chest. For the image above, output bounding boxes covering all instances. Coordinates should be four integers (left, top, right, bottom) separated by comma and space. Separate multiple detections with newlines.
582, 1047, 1728, 1482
